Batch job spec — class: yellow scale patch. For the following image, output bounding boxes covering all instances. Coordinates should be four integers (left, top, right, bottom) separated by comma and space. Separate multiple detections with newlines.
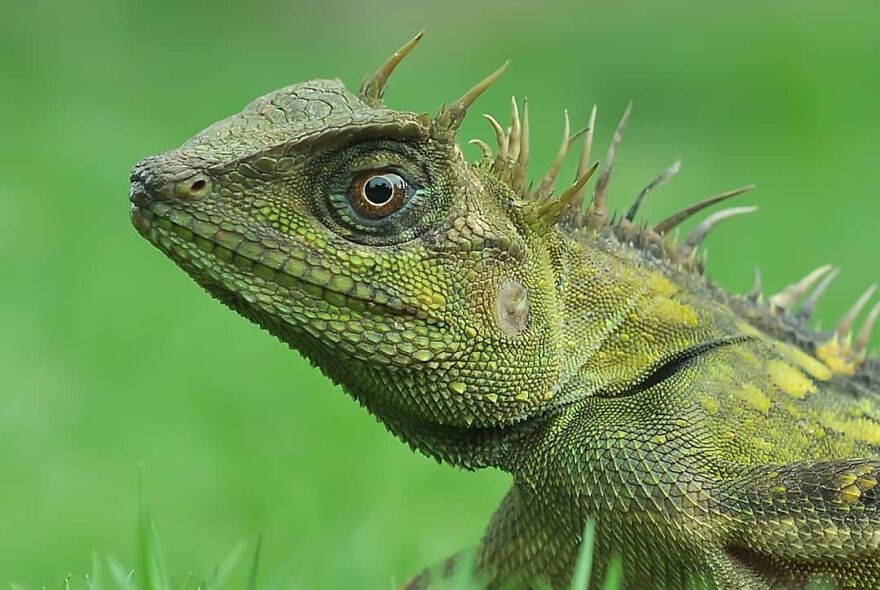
774, 342, 833, 382
819, 414, 880, 446
736, 321, 834, 383
700, 397, 719, 414
837, 465, 878, 505
736, 383, 772, 414
754, 437, 773, 453
647, 273, 677, 297
646, 298, 698, 328
768, 360, 816, 399
816, 338, 859, 377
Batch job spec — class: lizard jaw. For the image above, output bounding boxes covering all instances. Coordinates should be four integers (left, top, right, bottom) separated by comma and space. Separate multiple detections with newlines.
130, 202, 417, 320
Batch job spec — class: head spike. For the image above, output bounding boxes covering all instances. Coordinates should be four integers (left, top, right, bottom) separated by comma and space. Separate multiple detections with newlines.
359, 30, 424, 105
797, 267, 840, 320
768, 264, 834, 311
748, 267, 763, 302
679, 206, 758, 257
535, 110, 571, 199
483, 114, 509, 176
541, 161, 600, 225
558, 162, 600, 210
512, 98, 530, 194
484, 114, 508, 154
468, 138, 493, 161
508, 97, 522, 164
856, 302, 880, 351
624, 160, 681, 222
836, 284, 878, 336
433, 61, 509, 138
574, 105, 597, 207
567, 126, 590, 149
587, 102, 632, 229
653, 185, 755, 235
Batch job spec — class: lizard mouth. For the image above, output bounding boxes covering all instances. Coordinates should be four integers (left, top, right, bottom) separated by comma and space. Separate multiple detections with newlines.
130, 202, 417, 318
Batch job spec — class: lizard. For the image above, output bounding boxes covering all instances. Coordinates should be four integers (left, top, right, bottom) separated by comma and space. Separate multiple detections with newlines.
129, 31, 880, 589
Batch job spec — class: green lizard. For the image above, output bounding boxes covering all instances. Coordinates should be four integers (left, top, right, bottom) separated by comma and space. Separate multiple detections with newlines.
129, 32, 880, 589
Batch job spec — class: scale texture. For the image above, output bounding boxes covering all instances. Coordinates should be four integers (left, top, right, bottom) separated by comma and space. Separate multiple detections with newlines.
130, 33, 880, 589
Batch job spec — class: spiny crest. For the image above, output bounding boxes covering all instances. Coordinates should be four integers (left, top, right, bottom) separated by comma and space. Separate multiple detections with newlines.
472, 95, 758, 266
756, 265, 879, 365
474, 99, 600, 228
359, 30, 509, 139
362, 32, 879, 362
465, 82, 878, 363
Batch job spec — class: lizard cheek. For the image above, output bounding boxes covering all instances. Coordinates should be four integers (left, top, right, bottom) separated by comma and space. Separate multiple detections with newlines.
496, 279, 530, 336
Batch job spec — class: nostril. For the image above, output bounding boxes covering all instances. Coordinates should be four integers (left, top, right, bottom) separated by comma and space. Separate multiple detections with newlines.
176, 174, 210, 200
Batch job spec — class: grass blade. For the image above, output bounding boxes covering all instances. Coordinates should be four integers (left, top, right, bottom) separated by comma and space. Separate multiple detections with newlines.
448, 548, 479, 590
263, 563, 296, 590
601, 554, 622, 590
105, 556, 136, 590
569, 520, 596, 590
176, 572, 192, 590
246, 534, 263, 590
138, 467, 171, 590
201, 541, 245, 590
88, 552, 105, 590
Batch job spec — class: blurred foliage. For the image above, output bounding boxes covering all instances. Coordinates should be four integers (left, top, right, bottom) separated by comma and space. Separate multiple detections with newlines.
28, 494, 614, 590
1, 0, 879, 587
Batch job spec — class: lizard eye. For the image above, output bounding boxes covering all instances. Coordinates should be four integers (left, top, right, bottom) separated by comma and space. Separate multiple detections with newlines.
349, 171, 409, 219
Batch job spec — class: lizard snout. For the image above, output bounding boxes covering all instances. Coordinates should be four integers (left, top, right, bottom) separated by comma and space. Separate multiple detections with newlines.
129, 155, 211, 206
129, 156, 172, 204
129, 159, 154, 207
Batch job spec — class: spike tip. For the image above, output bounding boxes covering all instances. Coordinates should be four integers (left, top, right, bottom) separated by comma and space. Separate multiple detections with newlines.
359, 30, 424, 105
434, 61, 509, 138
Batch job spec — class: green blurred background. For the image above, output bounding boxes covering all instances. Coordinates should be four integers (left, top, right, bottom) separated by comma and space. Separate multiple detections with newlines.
1, 0, 879, 586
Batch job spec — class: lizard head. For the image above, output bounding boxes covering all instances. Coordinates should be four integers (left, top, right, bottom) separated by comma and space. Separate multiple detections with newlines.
130, 33, 578, 452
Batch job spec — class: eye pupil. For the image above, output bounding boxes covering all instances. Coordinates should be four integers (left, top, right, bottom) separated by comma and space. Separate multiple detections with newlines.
349, 171, 410, 219
363, 175, 395, 206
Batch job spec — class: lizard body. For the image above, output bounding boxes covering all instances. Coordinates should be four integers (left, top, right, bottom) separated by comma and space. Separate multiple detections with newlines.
130, 33, 880, 589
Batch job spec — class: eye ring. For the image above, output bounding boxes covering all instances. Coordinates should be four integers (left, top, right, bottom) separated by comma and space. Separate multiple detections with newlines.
349, 171, 409, 219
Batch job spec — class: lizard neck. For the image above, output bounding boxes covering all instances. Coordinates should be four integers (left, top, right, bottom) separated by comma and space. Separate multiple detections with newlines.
327, 228, 752, 469
292, 225, 753, 470
546, 228, 747, 403
361, 400, 533, 469
316, 348, 540, 468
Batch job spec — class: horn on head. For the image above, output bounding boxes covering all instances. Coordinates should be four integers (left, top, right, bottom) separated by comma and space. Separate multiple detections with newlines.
433, 61, 509, 139
359, 30, 425, 106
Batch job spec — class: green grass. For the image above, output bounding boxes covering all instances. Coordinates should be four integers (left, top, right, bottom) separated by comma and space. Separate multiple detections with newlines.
29, 481, 292, 590
29, 488, 619, 590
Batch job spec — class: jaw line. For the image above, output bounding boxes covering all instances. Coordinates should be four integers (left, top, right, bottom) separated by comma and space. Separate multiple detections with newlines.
131, 203, 419, 318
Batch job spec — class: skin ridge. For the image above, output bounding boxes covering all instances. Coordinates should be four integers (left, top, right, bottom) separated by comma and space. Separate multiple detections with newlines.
130, 36, 880, 590
591, 222, 880, 378
590, 222, 880, 392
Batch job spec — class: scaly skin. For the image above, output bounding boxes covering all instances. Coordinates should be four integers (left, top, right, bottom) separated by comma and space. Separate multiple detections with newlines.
130, 34, 880, 589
